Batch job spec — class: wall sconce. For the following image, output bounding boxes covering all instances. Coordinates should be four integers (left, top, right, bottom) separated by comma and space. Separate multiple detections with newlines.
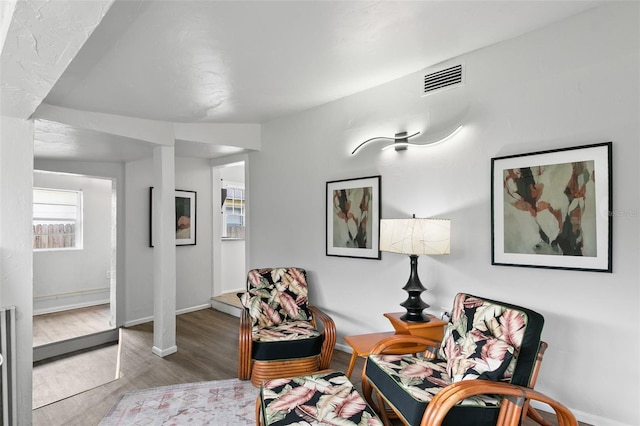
351, 125, 462, 155
380, 215, 451, 322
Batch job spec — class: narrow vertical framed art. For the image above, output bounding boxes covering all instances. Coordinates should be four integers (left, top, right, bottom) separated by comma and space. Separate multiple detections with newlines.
326, 175, 381, 259
149, 188, 197, 247
491, 142, 612, 272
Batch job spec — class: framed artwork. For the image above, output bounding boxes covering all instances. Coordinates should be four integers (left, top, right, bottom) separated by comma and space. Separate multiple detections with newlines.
491, 142, 612, 272
149, 188, 197, 247
326, 175, 381, 259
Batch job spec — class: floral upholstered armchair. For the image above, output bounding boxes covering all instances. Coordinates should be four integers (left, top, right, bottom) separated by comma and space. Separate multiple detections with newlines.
238, 267, 336, 386
362, 293, 550, 426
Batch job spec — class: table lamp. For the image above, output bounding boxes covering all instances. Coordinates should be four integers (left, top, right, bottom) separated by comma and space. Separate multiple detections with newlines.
379, 216, 450, 322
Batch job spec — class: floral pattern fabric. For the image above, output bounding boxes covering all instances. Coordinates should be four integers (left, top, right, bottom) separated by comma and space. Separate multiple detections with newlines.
368, 355, 502, 407
252, 320, 321, 343
260, 371, 383, 425
438, 293, 528, 382
239, 268, 315, 341
367, 293, 535, 410
445, 331, 514, 383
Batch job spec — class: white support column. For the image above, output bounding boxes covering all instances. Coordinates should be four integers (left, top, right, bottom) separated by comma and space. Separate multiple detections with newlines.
151, 145, 177, 357
0, 116, 34, 423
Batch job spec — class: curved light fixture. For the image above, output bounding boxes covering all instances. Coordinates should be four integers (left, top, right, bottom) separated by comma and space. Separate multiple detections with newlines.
350, 131, 421, 155
381, 125, 463, 152
351, 125, 463, 155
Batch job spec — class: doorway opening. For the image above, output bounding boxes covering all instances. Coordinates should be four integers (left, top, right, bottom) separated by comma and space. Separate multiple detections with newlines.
211, 160, 246, 315
32, 170, 120, 408
32, 170, 118, 359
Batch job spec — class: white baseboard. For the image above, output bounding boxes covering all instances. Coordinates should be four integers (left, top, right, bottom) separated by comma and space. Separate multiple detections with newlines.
177, 303, 211, 315
33, 298, 110, 316
123, 303, 213, 328
335, 342, 351, 354
152, 345, 177, 357
124, 315, 154, 327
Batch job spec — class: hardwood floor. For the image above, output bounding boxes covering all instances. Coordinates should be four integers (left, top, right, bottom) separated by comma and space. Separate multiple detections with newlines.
32, 307, 588, 426
33, 342, 119, 409
33, 304, 112, 347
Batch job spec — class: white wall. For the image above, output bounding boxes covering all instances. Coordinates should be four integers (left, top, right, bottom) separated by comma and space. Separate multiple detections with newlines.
248, 4, 639, 426
124, 156, 213, 325
33, 172, 112, 314
221, 239, 245, 293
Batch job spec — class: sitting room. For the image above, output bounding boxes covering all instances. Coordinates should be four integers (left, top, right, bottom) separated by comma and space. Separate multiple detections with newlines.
1, 1, 638, 426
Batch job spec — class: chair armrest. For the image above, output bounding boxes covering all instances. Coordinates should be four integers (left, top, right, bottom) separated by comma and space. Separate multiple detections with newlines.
421, 380, 578, 426
370, 334, 441, 358
238, 308, 253, 380
308, 305, 336, 369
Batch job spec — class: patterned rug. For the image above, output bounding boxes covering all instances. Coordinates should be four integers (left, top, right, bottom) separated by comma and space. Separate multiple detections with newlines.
100, 379, 257, 425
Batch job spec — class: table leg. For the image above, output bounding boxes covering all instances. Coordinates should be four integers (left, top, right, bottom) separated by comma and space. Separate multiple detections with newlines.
346, 352, 358, 378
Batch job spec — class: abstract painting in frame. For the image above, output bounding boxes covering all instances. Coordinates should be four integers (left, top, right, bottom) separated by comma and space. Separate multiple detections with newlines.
491, 142, 612, 272
150, 188, 197, 247
326, 175, 381, 259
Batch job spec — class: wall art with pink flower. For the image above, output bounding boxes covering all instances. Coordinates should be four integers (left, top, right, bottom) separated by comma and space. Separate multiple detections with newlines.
491, 142, 611, 272
326, 175, 381, 259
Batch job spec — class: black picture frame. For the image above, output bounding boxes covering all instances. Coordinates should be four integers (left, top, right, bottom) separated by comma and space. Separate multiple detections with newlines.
326, 175, 381, 259
491, 142, 612, 272
149, 187, 197, 247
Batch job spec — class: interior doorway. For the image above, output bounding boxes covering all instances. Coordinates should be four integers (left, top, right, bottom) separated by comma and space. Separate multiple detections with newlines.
32, 171, 117, 360
211, 160, 247, 315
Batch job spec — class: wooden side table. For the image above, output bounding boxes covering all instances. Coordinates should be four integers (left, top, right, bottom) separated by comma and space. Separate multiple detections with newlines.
343, 331, 395, 378
383, 312, 448, 342
343, 313, 448, 378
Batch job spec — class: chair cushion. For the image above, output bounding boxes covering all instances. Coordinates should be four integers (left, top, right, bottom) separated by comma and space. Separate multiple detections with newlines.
252, 320, 322, 343
260, 371, 383, 425
239, 268, 313, 328
446, 330, 514, 383
253, 337, 323, 361
439, 293, 544, 385
366, 354, 501, 426
252, 322, 324, 361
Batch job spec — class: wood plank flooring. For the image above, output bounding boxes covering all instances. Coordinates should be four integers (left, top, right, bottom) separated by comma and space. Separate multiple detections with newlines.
33, 304, 112, 347
32, 307, 589, 426
33, 342, 120, 409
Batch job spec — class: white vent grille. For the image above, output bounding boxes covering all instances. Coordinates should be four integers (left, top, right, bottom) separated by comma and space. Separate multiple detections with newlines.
422, 64, 464, 95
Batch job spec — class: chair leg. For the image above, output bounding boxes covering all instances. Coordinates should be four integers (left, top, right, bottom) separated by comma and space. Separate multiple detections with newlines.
527, 405, 553, 426
375, 392, 392, 426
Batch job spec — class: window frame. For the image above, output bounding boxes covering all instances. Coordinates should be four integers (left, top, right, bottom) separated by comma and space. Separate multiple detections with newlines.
221, 181, 245, 240
33, 187, 83, 251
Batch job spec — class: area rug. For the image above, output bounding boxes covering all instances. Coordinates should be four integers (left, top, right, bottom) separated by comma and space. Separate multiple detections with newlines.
100, 378, 257, 425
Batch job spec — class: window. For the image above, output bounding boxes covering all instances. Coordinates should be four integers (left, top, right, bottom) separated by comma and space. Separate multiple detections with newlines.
221, 182, 245, 239
33, 188, 83, 250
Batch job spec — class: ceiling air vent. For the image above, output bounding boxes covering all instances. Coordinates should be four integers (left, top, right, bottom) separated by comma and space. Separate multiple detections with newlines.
422, 63, 464, 96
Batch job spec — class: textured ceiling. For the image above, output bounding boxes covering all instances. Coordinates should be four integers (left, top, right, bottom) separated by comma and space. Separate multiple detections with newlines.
44, 1, 602, 124
2, 1, 604, 161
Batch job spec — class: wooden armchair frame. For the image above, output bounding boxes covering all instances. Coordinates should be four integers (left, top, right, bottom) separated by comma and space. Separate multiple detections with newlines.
239, 304, 336, 386
362, 335, 554, 426
423, 380, 577, 426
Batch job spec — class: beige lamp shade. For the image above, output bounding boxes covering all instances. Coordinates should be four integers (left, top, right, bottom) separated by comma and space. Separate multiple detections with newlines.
380, 218, 450, 255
